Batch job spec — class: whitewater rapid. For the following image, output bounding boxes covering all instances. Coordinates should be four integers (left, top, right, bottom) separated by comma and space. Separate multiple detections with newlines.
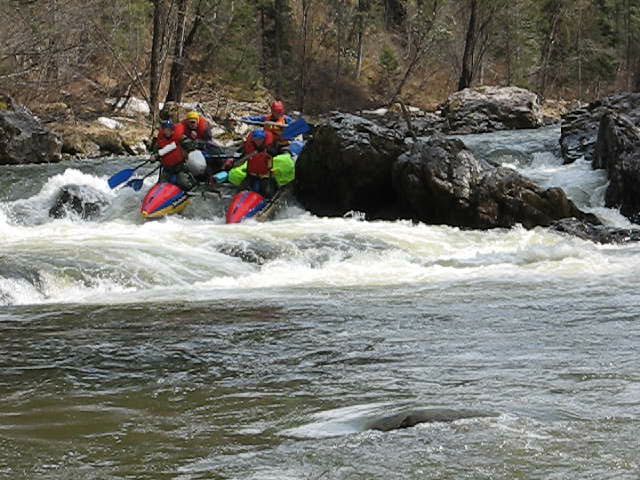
1, 126, 638, 307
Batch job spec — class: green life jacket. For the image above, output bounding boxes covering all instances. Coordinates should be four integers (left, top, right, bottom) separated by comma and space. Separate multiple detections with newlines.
228, 152, 296, 187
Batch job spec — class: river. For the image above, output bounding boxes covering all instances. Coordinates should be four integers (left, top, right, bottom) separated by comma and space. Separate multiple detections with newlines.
1, 126, 639, 479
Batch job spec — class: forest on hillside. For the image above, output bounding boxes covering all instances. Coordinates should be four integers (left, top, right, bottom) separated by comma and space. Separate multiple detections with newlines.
1, 0, 640, 117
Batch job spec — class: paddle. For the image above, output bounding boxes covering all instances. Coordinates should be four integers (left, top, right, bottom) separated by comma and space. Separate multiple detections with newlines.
281, 118, 312, 140
126, 165, 160, 191
108, 159, 152, 189
239, 118, 312, 140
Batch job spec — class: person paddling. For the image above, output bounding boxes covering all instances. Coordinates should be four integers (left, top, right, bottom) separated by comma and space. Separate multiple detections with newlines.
153, 120, 195, 191
237, 129, 278, 198
181, 110, 213, 143
244, 101, 292, 142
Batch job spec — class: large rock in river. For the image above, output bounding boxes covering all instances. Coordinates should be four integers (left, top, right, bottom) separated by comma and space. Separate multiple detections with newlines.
592, 112, 640, 221
0, 106, 62, 165
295, 112, 405, 217
559, 92, 640, 164
441, 86, 543, 134
392, 137, 594, 229
295, 113, 595, 229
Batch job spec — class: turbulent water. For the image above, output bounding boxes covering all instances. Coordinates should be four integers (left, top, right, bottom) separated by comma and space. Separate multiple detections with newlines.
1, 126, 639, 479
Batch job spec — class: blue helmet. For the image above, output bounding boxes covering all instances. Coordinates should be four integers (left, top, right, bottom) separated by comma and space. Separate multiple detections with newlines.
252, 129, 266, 141
161, 119, 174, 129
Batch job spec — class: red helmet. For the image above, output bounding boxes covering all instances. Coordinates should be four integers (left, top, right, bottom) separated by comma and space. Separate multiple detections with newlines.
271, 101, 285, 115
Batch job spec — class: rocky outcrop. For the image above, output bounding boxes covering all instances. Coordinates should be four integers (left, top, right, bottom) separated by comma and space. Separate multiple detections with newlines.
559, 92, 640, 164
355, 87, 545, 140
54, 121, 149, 157
295, 113, 595, 229
551, 218, 640, 244
359, 108, 446, 138
295, 113, 405, 218
592, 112, 640, 221
392, 137, 595, 229
0, 105, 62, 165
441, 86, 543, 134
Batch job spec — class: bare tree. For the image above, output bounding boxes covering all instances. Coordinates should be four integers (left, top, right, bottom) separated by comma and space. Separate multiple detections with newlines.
458, 0, 478, 90
388, 0, 444, 104
537, 0, 563, 98
457, 0, 500, 91
166, 0, 190, 103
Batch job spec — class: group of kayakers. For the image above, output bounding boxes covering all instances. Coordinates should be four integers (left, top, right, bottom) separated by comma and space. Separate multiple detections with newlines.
153, 101, 293, 197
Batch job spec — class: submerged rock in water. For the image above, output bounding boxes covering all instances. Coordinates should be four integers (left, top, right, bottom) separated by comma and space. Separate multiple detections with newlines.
551, 218, 640, 244
365, 408, 494, 432
0, 103, 62, 165
295, 112, 405, 218
592, 113, 640, 222
441, 86, 543, 134
559, 92, 640, 164
218, 242, 287, 265
49, 184, 110, 220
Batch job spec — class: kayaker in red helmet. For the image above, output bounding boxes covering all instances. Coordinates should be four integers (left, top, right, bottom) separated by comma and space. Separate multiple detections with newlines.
243, 100, 292, 142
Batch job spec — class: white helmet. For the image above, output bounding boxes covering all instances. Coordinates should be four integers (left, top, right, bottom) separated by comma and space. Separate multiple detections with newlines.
186, 150, 207, 176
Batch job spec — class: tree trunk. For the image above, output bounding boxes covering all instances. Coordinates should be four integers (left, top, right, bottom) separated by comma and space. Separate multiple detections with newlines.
297, 0, 312, 111
260, 6, 268, 82
335, 0, 344, 103
46, 0, 59, 83
626, 0, 632, 90
577, 3, 583, 99
274, 0, 288, 97
166, 0, 189, 103
149, 0, 166, 127
538, 1, 562, 98
458, 0, 478, 91
355, 0, 369, 80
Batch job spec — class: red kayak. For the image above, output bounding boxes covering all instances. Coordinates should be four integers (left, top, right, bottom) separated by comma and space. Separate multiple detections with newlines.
141, 182, 191, 220
226, 190, 267, 224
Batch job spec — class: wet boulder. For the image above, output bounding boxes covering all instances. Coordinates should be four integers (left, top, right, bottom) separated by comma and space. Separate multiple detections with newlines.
441, 86, 543, 134
392, 136, 596, 229
0, 103, 62, 165
592, 112, 640, 221
295, 112, 405, 217
359, 107, 446, 138
49, 184, 110, 220
365, 408, 494, 432
551, 218, 640, 244
559, 92, 640, 164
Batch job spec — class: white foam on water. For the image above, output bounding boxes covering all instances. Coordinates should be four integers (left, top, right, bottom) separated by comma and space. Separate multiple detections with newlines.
1, 127, 639, 307
281, 402, 395, 439
1, 213, 638, 307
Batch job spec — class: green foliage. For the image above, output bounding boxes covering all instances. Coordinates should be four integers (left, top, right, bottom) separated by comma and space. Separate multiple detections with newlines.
379, 45, 399, 75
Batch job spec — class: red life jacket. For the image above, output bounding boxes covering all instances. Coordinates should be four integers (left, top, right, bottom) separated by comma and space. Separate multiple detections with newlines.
181, 117, 210, 141
156, 123, 186, 168
247, 151, 272, 177
243, 130, 275, 155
